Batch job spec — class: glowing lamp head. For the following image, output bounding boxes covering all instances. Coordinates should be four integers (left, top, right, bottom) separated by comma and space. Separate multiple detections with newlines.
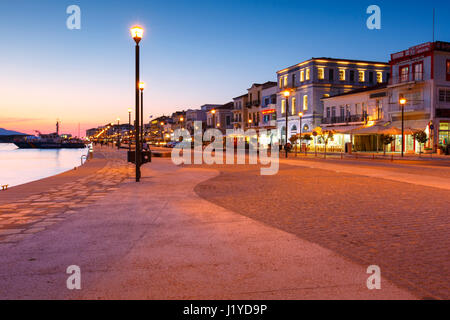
128, 108, 132, 113
248, 119, 253, 124
180, 117, 184, 122
399, 98, 407, 106
130, 26, 144, 43
160, 122, 164, 126
283, 91, 291, 98
211, 109, 216, 115
298, 112, 303, 117
139, 82, 145, 91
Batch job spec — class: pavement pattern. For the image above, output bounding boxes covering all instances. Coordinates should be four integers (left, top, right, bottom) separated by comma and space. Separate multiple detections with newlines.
194, 161, 450, 300
0, 150, 133, 244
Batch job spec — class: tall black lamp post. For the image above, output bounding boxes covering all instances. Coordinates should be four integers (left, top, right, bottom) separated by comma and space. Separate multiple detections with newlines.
283, 90, 291, 158
116, 118, 120, 149
399, 97, 407, 158
131, 26, 143, 182
128, 108, 132, 152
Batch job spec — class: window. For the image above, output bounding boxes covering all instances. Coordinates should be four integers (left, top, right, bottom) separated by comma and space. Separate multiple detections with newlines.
303, 95, 308, 110
281, 99, 286, 114
292, 74, 296, 86
292, 97, 296, 115
329, 69, 334, 81
300, 70, 305, 82
226, 116, 231, 126
413, 62, 423, 81
377, 72, 383, 83
447, 60, 450, 81
358, 71, 365, 82
339, 69, 346, 81
284, 76, 288, 87
306, 68, 310, 80
369, 71, 374, 83
279, 78, 282, 88
350, 70, 355, 82
340, 106, 345, 118
400, 66, 409, 82
318, 68, 325, 80
331, 106, 336, 118
439, 89, 450, 102
326, 107, 331, 118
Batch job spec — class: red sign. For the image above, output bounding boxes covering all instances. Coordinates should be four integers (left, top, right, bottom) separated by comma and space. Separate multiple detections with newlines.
391, 42, 432, 61
262, 109, 276, 115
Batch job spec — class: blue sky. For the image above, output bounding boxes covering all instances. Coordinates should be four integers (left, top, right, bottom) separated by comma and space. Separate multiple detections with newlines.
0, 0, 449, 135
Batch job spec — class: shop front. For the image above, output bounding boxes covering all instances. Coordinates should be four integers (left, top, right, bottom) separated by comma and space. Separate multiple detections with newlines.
439, 121, 450, 147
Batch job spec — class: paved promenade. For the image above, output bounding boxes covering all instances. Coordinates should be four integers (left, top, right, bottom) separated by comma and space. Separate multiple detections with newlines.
0, 147, 416, 299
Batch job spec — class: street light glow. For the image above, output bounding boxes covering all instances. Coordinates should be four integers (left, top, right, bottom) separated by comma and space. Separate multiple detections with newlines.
139, 81, 145, 91
130, 26, 144, 43
283, 91, 291, 98
399, 98, 407, 105
298, 112, 303, 117
128, 108, 132, 113
211, 109, 216, 115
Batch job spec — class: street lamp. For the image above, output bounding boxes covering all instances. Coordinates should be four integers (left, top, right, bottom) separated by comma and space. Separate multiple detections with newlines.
131, 25, 144, 182
139, 81, 145, 145
283, 90, 291, 158
116, 118, 121, 149
298, 112, 303, 153
180, 117, 184, 131
128, 108, 132, 151
399, 97, 407, 158
211, 109, 216, 129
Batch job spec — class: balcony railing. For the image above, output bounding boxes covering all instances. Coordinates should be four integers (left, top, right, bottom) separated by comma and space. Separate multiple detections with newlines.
246, 100, 261, 108
389, 72, 425, 85
388, 103, 427, 113
322, 114, 366, 125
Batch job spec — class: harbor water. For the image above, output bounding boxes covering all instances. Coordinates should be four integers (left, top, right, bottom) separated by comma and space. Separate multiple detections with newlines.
0, 143, 88, 188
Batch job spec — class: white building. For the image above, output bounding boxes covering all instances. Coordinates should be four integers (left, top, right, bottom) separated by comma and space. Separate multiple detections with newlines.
388, 41, 450, 152
276, 57, 390, 144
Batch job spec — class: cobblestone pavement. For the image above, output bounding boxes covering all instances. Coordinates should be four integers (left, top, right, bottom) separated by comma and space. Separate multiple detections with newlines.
194, 163, 450, 299
0, 150, 133, 244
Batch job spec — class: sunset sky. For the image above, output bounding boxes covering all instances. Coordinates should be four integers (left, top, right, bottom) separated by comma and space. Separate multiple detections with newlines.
1, 0, 449, 137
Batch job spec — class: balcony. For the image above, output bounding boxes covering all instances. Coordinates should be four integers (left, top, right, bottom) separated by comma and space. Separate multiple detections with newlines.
322, 115, 366, 125
388, 103, 427, 113
389, 72, 425, 86
246, 100, 261, 108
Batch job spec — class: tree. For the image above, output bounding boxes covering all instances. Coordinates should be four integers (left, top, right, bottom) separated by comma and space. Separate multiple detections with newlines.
380, 134, 395, 156
413, 130, 428, 155
321, 130, 334, 159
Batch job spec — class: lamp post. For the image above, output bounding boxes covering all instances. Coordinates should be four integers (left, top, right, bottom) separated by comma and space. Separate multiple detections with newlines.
211, 109, 216, 129
399, 97, 407, 158
283, 90, 291, 158
117, 118, 121, 149
128, 108, 132, 151
298, 112, 303, 154
131, 26, 144, 182
139, 82, 145, 145
180, 117, 184, 131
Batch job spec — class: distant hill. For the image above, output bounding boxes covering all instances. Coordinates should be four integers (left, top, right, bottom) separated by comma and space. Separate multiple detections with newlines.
0, 128, 27, 136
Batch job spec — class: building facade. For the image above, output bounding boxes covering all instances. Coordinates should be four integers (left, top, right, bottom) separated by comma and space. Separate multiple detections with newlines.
276, 57, 390, 143
388, 41, 450, 152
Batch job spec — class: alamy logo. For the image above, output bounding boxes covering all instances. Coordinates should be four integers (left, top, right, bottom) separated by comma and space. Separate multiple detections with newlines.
171, 121, 279, 176
66, 265, 81, 290
366, 265, 381, 290
366, 5, 381, 30
66, 5, 81, 30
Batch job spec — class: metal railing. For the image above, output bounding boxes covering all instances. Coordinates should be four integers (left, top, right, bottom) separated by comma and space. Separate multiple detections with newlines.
389, 72, 425, 85
322, 114, 366, 124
